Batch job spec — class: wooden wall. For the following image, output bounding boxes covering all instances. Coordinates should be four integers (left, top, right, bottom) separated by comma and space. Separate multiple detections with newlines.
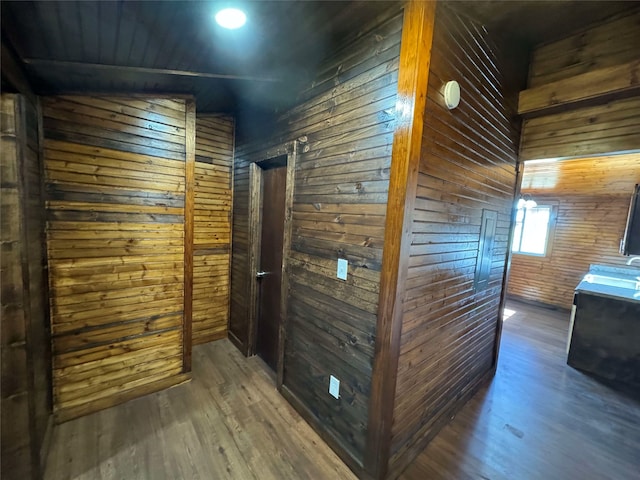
231, 7, 402, 470
508, 154, 640, 309
42, 95, 192, 422
193, 115, 233, 344
1, 94, 51, 479
519, 8, 640, 160
388, 4, 522, 476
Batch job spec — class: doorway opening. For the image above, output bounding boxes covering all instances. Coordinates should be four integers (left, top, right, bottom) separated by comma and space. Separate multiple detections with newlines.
254, 156, 287, 370
245, 143, 297, 380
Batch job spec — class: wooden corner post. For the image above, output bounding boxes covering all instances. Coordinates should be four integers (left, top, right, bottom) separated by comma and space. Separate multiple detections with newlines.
365, 2, 436, 478
183, 99, 196, 372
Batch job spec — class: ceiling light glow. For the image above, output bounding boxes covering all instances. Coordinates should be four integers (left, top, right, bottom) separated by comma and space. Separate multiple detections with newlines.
215, 8, 246, 29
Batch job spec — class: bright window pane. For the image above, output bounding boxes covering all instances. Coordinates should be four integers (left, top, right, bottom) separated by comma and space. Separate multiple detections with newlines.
520, 207, 550, 255
511, 220, 523, 252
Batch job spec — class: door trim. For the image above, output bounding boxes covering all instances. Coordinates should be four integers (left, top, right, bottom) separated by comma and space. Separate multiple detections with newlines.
247, 140, 299, 387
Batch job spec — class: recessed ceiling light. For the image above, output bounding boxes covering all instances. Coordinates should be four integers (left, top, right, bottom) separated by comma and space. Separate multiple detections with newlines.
215, 8, 246, 29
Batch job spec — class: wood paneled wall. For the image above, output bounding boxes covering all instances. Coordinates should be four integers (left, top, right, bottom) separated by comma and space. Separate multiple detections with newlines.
42, 95, 192, 422
520, 8, 640, 160
231, 7, 402, 470
1, 94, 51, 479
193, 115, 233, 344
508, 154, 640, 309
388, 4, 522, 476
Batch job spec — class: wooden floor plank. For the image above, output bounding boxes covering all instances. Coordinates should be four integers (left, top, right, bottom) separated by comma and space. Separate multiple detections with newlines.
44, 300, 640, 479
399, 300, 640, 480
44, 339, 357, 480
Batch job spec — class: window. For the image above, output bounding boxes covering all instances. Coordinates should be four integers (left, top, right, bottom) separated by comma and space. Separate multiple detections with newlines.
512, 204, 556, 256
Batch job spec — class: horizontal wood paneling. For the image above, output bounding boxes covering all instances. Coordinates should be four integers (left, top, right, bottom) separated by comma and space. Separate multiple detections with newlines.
508, 155, 640, 309
232, 7, 402, 469
43, 96, 189, 421
518, 60, 640, 115
192, 115, 233, 345
520, 8, 640, 160
520, 96, 640, 160
389, 4, 522, 476
520, 153, 640, 196
1, 94, 51, 479
528, 9, 640, 88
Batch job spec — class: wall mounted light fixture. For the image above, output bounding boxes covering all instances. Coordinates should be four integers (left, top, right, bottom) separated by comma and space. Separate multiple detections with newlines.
444, 80, 461, 110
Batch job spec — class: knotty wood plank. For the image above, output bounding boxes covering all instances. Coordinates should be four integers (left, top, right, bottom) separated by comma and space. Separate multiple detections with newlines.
43, 95, 189, 421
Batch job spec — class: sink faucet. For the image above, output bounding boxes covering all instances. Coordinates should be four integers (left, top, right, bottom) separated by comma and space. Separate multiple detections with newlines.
627, 256, 640, 266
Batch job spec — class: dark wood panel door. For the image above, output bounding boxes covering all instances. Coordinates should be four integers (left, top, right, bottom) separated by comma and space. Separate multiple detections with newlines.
257, 165, 287, 370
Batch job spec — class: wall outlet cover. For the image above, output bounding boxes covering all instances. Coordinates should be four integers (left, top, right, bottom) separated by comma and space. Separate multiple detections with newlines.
337, 258, 348, 280
329, 375, 340, 399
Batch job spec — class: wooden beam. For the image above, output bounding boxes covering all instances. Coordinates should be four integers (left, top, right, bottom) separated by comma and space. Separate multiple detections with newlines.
1, 41, 35, 101
518, 60, 640, 115
183, 99, 196, 373
22, 58, 282, 83
364, 2, 436, 479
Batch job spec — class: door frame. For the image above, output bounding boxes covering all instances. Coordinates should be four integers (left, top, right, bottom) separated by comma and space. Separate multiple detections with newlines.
247, 139, 299, 386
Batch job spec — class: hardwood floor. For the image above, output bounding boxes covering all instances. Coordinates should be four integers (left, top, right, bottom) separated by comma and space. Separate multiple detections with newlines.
400, 300, 640, 480
44, 340, 356, 480
45, 300, 640, 479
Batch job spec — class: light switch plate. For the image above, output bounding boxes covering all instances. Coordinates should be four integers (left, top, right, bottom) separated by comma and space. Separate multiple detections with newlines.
329, 375, 340, 399
337, 258, 348, 280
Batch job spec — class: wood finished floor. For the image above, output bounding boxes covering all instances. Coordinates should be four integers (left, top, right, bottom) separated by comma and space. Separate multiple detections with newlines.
44, 340, 356, 480
45, 300, 640, 479
400, 300, 640, 480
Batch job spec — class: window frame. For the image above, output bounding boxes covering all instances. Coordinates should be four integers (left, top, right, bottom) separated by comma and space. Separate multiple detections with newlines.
511, 202, 558, 258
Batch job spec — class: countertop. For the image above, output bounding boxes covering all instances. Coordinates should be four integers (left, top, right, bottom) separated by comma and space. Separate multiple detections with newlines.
575, 264, 640, 304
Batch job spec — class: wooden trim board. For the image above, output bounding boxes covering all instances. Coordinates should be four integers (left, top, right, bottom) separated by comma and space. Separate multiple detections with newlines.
365, 2, 437, 478
518, 60, 640, 116
183, 99, 195, 372
246, 141, 297, 382
277, 141, 299, 388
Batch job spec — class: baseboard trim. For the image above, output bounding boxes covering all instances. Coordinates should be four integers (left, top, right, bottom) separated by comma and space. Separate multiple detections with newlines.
507, 294, 571, 313
193, 330, 227, 345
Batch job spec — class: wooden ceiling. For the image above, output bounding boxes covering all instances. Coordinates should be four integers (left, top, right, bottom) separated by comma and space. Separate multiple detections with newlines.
1, 1, 398, 112
453, 0, 636, 47
1, 1, 636, 114
521, 153, 640, 196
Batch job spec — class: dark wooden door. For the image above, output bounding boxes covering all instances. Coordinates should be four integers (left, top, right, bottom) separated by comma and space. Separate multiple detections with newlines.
256, 165, 287, 370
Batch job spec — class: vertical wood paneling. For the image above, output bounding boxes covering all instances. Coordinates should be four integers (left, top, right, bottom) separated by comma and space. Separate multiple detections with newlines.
231, 7, 402, 470
520, 8, 640, 161
388, 4, 522, 475
192, 114, 234, 344
43, 95, 191, 422
1, 94, 51, 480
